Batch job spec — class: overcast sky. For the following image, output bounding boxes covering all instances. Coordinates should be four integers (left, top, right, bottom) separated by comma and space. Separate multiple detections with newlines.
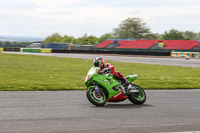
0, 0, 200, 38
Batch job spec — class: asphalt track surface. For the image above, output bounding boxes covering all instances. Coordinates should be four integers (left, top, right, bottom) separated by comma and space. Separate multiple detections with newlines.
3, 52, 200, 68
1, 90, 200, 133
1, 52, 200, 133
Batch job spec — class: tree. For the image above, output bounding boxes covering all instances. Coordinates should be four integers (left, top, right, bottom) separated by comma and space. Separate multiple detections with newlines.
112, 17, 151, 39
182, 31, 194, 40
63, 35, 75, 43
162, 29, 185, 40
143, 33, 160, 40
182, 31, 200, 40
98, 33, 114, 42
51, 33, 61, 38
197, 32, 200, 40
43, 33, 63, 43
76, 34, 99, 45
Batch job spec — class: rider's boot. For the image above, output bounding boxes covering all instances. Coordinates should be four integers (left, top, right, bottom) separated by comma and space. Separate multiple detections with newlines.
127, 84, 139, 93
121, 77, 139, 94
122, 78, 129, 93
124, 79, 139, 94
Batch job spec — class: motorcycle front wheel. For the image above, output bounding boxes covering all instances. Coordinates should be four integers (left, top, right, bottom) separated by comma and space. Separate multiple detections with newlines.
86, 87, 107, 106
128, 84, 146, 105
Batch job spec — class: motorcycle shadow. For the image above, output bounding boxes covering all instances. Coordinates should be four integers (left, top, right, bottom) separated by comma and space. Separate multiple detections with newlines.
101, 103, 154, 109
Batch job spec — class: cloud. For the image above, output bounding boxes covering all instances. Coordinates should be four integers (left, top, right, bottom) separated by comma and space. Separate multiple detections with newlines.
132, 5, 200, 33
0, 0, 37, 9
0, 0, 200, 37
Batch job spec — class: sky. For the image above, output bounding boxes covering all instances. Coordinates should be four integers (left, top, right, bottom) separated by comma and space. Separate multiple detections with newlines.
0, 0, 200, 38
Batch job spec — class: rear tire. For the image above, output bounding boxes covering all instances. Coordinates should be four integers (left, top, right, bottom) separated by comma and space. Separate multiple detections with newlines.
128, 84, 146, 105
86, 87, 107, 106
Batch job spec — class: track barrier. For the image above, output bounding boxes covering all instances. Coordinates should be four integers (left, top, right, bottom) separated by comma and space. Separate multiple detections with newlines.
0, 48, 3, 52
2, 47, 173, 56
171, 51, 200, 58
20, 48, 52, 53
40, 49, 52, 53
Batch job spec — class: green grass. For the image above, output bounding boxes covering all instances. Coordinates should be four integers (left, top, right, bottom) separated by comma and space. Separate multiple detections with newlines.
0, 53, 200, 91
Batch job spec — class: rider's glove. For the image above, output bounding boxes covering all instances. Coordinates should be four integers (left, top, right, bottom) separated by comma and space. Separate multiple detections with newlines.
97, 70, 103, 74
102, 68, 110, 74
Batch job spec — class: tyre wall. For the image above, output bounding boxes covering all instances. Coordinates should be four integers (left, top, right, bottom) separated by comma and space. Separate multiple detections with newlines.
171, 51, 200, 58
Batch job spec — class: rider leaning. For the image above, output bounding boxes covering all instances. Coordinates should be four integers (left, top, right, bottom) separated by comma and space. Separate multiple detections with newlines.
93, 57, 132, 89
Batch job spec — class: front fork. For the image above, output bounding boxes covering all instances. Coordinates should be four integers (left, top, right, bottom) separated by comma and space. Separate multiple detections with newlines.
94, 83, 100, 96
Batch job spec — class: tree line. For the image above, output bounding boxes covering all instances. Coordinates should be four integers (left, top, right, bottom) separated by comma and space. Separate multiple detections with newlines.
0, 41, 30, 48
43, 17, 200, 45
1, 17, 200, 47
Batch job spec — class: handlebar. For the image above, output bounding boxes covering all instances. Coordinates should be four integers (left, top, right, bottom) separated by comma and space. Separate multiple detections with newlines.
97, 68, 111, 75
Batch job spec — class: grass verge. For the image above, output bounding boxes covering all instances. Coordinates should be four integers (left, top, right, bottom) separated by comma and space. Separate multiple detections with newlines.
0, 53, 200, 91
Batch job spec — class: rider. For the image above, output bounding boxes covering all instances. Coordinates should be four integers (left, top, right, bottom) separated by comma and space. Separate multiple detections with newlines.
93, 57, 132, 90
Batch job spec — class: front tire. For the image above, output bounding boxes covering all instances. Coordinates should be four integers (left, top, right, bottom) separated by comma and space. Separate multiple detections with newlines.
86, 87, 107, 106
128, 84, 146, 105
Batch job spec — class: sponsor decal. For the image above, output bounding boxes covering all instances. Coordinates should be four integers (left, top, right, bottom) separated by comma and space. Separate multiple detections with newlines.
104, 80, 109, 85
114, 92, 122, 98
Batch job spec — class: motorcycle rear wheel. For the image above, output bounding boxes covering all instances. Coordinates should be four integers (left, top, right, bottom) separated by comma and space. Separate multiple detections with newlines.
128, 84, 146, 105
86, 87, 107, 106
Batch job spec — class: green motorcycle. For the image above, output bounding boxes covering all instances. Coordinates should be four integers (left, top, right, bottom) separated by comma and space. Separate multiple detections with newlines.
85, 67, 146, 106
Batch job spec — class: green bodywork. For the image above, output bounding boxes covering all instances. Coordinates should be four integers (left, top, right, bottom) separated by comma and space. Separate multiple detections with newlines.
126, 74, 138, 83
85, 67, 138, 99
